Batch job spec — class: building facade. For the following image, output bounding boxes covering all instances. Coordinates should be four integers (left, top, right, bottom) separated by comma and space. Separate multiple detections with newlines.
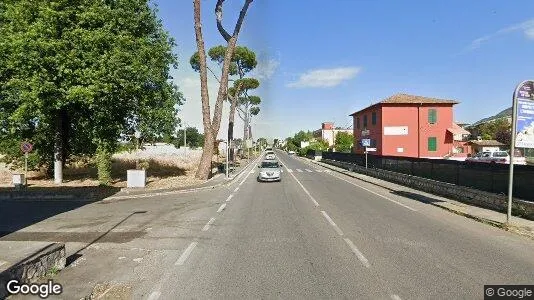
350, 94, 469, 158
313, 122, 353, 147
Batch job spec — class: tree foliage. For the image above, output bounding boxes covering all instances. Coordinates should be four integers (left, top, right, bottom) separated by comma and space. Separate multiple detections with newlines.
0, 0, 181, 181
334, 132, 354, 153
175, 127, 205, 149
476, 119, 511, 147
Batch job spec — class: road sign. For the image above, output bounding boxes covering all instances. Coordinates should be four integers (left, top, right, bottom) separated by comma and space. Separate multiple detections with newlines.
514, 81, 534, 148
507, 79, 534, 225
21, 142, 33, 153
361, 139, 371, 147
366, 147, 377, 152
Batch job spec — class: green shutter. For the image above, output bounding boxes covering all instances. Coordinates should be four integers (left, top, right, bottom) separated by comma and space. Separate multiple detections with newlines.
428, 109, 437, 124
428, 137, 437, 151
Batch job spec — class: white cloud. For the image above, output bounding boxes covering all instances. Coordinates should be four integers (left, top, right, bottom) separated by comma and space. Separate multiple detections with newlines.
286, 67, 361, 88
466, 18, 534, 51
252, 58, 279, 80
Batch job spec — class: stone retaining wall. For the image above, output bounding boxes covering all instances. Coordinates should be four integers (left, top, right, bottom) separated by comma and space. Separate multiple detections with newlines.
322, 159, 534, 220
0, 243, 66, 299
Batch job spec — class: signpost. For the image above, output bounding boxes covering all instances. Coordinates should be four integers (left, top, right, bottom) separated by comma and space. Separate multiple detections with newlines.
364, 146, 376, 169
508, 80, 534, 224
21, 141, 33, 186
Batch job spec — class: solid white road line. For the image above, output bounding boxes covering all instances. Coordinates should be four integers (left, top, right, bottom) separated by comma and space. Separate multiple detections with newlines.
296, 169, 303, 172
327, 170, 417, 212
234, 187, 239, 192
343, 238, 370, 268
175, 242, 198, 266
217, 203, 227, 213
320, 211, 344, 236
202, 218, 216, 231
226, 194, 233, 202
391, 295, 402, 300
147, 291, 161, 300
249, 170, 254, 174
305, 169, 313, 172
287, 169, 293, 173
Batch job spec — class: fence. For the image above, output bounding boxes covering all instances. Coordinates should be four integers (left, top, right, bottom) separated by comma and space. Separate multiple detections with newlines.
322, 152, 534, 201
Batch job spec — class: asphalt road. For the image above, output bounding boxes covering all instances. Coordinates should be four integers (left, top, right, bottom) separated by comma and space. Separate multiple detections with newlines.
148, 150, 534, 299
8, 150, 534, 299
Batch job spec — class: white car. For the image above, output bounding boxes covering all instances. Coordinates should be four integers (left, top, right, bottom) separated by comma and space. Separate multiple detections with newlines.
257, 160, 282, 182
265, 150, 275, 160
468, 150, 527, 165
288, 150, 296, 155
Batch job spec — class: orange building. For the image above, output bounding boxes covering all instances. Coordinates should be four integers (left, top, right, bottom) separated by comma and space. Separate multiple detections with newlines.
350, 94, 470, 158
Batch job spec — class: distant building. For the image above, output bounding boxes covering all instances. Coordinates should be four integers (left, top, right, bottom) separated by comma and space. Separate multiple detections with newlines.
466, 139, 504, 154
350, 93, 469, 158
313, 122, 352, 147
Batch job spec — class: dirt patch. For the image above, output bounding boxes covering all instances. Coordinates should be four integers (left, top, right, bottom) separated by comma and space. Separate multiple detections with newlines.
0, 150, 208, 190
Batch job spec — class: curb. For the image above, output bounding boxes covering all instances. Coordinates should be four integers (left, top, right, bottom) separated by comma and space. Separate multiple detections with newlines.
306, 157, 534, 241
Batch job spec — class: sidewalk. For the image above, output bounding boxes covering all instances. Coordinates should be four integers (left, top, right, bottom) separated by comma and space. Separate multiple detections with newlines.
304, 157, 534, 240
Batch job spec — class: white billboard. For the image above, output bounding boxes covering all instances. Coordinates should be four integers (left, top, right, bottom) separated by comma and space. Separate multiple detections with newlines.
384, 126, 408, 136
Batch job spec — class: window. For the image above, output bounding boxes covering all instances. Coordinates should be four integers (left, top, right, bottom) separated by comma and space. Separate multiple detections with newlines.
428, 137, 437, 151
363, 115, 368, 127
356, 117, 360, 129
428, 109, 437, 124
372, 112, 377, 125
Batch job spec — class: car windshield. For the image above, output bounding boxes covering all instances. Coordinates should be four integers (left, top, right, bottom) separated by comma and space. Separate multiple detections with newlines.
493, 152, 508, 157
261, 161, 279, 168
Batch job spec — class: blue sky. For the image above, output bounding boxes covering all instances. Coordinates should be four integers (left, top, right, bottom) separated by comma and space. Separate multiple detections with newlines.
154, 0, 534, 140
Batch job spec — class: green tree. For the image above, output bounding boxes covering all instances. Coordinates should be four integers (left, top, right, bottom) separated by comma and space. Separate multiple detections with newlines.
477, 118, 511, 147
334, 132, 354, 152
192, 0, 254, 179
0, 0, 181, 184
175, 127, 205, 149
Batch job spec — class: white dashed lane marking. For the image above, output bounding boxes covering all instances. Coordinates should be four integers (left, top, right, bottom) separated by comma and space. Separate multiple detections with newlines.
175, 242, 198, 266
217, 203, 227, 213
296, 169, 303, 172
202, 218, 216, 231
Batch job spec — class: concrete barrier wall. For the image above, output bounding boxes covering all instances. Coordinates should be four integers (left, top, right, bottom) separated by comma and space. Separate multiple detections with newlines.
322, 159, 534, 220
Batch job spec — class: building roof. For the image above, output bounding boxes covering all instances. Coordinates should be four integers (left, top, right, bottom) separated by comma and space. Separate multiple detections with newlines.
468, 139, 505, 146
447, 123, 470, 135
380, 93, 459, 105
349, 93, 459, 116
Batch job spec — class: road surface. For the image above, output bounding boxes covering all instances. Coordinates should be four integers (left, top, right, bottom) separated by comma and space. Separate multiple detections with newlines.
10, 150, 534, 299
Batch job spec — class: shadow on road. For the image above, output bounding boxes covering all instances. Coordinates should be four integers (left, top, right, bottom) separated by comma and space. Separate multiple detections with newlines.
0, 186, 121, 239
390, 190, 445, 204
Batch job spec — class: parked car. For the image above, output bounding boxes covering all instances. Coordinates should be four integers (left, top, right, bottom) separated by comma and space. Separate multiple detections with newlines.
465, 152, 484, 162
467, 150, 526, 165
257, 160, 282, 182
288, 150, 296, 155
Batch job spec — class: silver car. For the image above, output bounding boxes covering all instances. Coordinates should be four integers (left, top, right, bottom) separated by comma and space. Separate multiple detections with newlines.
257, 160, 282, 182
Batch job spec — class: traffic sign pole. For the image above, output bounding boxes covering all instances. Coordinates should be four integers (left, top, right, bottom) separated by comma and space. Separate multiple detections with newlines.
24, 152, 28, 186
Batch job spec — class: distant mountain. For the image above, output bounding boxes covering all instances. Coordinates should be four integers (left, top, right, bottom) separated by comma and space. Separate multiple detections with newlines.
470, 107, 512, 127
